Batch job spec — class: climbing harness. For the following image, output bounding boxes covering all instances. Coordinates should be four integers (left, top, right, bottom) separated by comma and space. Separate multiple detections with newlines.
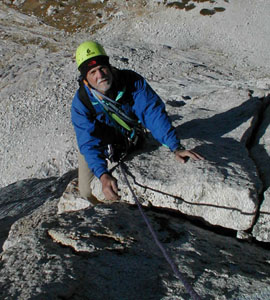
119, 162, 202, 300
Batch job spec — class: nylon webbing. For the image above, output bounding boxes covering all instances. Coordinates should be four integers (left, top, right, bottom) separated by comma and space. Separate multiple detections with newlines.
90, 87, 138, 127
119, 162, 202, 300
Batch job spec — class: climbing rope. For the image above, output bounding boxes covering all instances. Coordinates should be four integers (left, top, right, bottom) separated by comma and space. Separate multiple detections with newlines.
119, 162, 202, 300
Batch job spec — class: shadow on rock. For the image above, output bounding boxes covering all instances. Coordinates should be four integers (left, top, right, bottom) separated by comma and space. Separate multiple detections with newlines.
1, 202, 269, 299
176, 96, 264, 187
0, 169, 77, 252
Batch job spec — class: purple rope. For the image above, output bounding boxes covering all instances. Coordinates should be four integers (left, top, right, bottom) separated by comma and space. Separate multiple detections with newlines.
120, 163, 202, 300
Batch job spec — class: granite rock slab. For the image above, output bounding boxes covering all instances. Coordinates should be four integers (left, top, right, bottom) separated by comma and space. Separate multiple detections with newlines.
1, 195, 270, 300
91, 90, 263, 231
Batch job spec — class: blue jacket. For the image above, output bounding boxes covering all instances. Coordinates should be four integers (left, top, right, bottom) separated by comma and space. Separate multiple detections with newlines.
71, 69, 180, 178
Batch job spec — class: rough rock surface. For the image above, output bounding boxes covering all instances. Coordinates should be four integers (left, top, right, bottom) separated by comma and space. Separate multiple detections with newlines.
90, 90, 264, 231
251, 99, 270, 242
58, 178, 93, 214
0, 170, 77, 251
1, 1, 270, 298
2, 1, 270, 239
1, 184, 270, 300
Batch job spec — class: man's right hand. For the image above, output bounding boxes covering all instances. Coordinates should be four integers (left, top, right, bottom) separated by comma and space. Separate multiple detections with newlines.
100, 173, 120, 201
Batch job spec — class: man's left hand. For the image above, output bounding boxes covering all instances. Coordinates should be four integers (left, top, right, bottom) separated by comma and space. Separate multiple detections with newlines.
174, 149, 204, 163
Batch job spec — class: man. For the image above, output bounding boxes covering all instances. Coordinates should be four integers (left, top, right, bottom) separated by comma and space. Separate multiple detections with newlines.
71, 40, 203, 202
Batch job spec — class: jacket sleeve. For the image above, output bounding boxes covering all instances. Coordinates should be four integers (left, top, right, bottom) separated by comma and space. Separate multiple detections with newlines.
132, 76, 180, 151
71, 91, 108, 178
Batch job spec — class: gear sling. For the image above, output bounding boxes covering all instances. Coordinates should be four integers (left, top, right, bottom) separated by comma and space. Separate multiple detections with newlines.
77, 78, 144, 162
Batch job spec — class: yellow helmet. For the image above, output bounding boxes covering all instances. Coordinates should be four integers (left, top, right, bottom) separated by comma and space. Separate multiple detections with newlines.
75, 40, 108, 69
